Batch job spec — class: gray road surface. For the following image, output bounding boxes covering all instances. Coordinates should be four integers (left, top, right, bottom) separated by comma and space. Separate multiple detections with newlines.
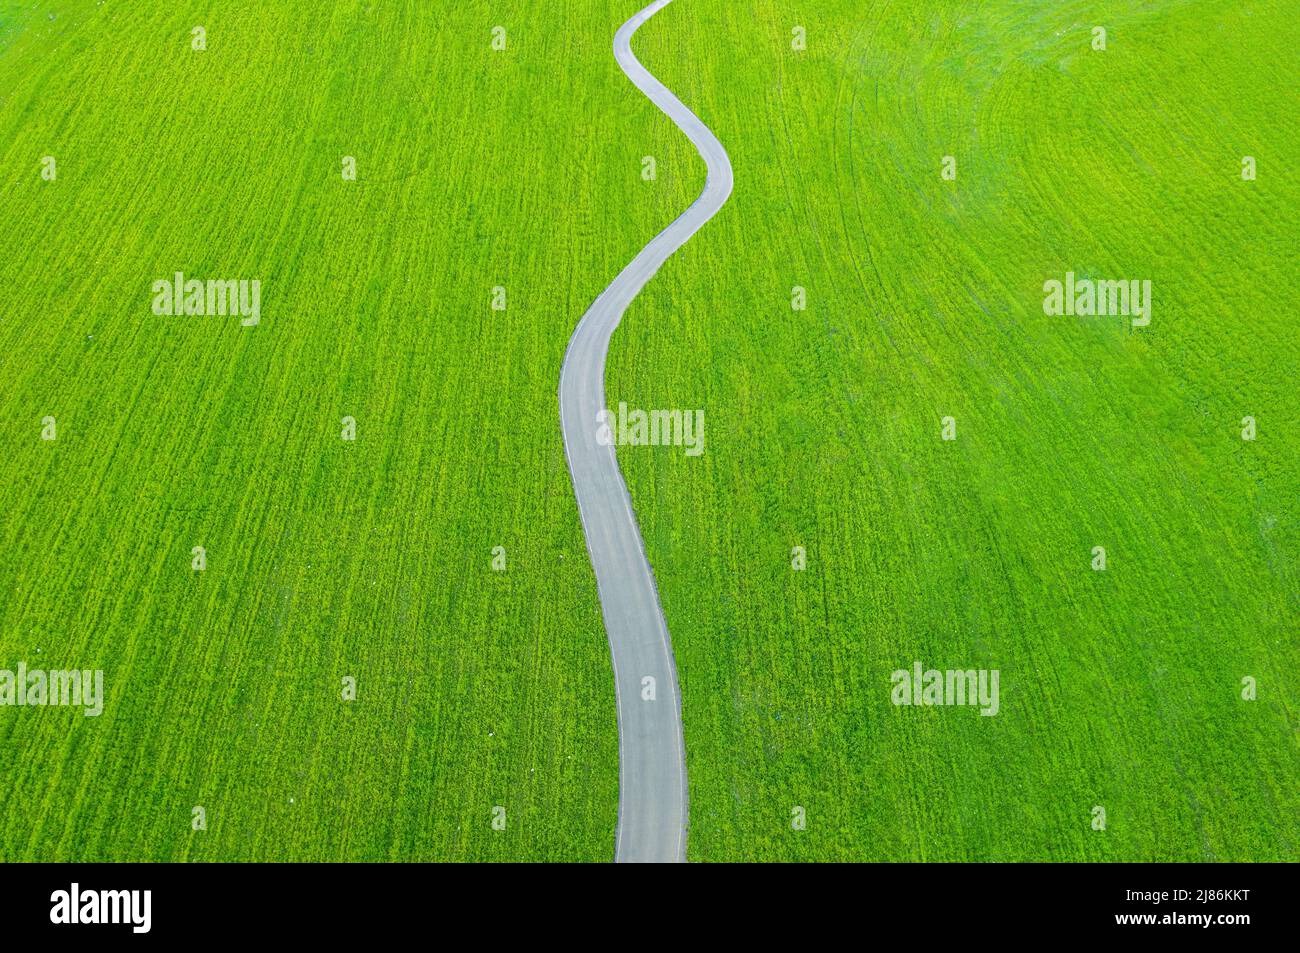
558, 0, 733, 864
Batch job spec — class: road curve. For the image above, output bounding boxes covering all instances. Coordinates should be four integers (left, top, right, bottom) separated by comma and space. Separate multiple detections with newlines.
558, 0, 733, 864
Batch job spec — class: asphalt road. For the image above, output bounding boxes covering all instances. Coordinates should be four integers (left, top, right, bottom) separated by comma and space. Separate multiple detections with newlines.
558, 0, 733, 864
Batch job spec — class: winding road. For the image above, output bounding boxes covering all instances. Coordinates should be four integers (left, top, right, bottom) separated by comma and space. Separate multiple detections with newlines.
558, 0, 733, 863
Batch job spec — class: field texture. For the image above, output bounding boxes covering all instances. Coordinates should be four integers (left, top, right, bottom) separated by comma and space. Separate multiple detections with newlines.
611, 0, 1300, 860
2, 0, 1295, 864
0, 0, 701, 861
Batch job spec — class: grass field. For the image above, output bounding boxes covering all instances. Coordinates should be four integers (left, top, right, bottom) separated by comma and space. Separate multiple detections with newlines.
2, 0, 1296, 862
610, 0, 1299, 860
0, 0, 705, 861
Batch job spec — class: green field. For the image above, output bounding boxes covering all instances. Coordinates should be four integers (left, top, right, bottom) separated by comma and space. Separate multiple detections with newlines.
611, 0, 1300, 860
2, 0, 1297, 862
0, 0, 700, 861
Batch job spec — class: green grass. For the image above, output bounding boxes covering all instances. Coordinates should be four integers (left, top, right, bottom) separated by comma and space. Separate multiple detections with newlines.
0, 0, 704, 861
611, 0, 1299, 860
2, 0, 1295, 863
